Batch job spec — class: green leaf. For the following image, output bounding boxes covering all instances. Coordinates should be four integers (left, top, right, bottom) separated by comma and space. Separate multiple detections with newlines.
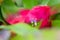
14, 0, 23, 7
8, 23, 41, 40
0, 6, 7, 24
40, 0, 60, 6
8, 23, 40, 36
1, 0, 19, 13
1, 0, 20, 22
22, 0, 38, 9
51, 13, 60, 20
0, 23, 41, 40
47, 0, 60, 15
48, 0, 60, 6
40, 0, 50, 5
0, 6, 3, 22
38, 0, 42, 4
0, 12, 3, 22
41, 29, 56, 40
52, 20, 60, 28
8, 23, 56, 40
10, 34, 24, 40
0, 23, 56, 40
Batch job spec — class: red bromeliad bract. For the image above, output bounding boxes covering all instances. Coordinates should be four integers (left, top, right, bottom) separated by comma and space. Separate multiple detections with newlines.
18, 9, 31, 23
6, 9, 30, 24
28, 5, 52, 29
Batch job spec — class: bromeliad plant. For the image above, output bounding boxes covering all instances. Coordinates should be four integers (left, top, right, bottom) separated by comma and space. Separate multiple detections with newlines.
0, 0, 60, 40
